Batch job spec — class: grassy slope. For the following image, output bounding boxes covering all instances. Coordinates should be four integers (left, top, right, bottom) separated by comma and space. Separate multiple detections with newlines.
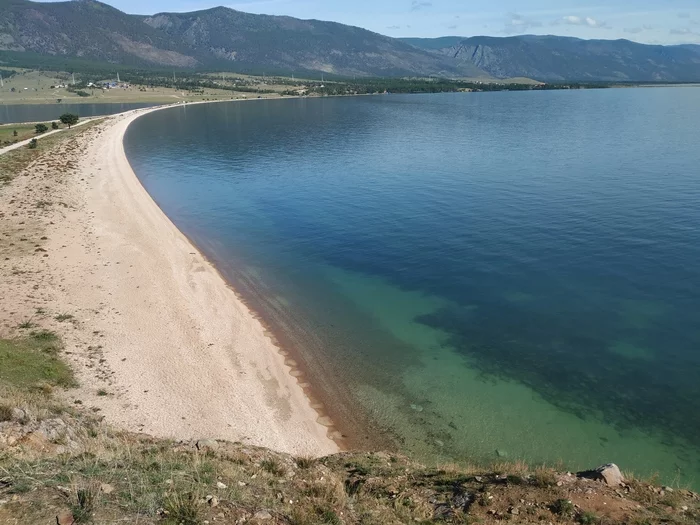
0, 70, 292, 105
0, 118, 102, 183
0, 117, 699, 525
0, 123, 45, 144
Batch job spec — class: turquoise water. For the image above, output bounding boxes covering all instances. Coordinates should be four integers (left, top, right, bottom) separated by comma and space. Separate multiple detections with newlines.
124, 89, 700, 487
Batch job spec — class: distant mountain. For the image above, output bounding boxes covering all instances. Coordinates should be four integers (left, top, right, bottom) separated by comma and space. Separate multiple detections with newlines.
401, 35, 700, 82
0, 0, 489, 77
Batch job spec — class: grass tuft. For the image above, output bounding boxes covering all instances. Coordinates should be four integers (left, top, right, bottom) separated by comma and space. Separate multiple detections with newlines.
295, 456, 315, 469
0, 403, 13, 421
71, 483, 99, 523
260, 457, 286, 476
551, 498, 576, 518
162, 491, 202, 525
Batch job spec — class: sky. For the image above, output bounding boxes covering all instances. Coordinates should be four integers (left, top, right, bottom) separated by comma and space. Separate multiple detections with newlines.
49, 0, 700, 44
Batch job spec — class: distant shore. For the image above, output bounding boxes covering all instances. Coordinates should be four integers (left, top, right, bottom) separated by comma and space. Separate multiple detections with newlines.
0, 101, 339, 456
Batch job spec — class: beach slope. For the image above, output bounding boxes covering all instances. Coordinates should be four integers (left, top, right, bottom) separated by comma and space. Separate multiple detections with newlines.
0, 108, 338, 456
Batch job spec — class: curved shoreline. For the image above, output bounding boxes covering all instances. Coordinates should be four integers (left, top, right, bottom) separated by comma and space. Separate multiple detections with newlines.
67, 102, 339, 455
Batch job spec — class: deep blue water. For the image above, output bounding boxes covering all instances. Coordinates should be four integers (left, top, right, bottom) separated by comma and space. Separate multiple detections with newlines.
124, 89, 700, 487
0, 102, 159, 124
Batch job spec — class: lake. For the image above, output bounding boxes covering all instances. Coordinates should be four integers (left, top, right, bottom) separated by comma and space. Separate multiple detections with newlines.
124, 89, 700, 487
0, 102, 159, 124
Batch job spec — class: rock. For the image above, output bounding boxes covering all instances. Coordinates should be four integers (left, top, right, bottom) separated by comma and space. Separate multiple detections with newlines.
254, 510, 272, 520
100, 483, 115, 494
509, 507, 520, 515
196, 439, 219, 452
11, 408, 27, 422
216, 481, 227, 489
56, 511, 75, 525
577, 464, 624, 487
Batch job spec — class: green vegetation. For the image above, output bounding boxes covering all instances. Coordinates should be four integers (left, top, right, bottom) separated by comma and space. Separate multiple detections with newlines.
0, 332, 75, 390
35, 123, 48, 134
1, 118, 101, 185
59, 113, 79, 128
51, 121, 59, 130
0, 325, 697, 523
0, 123, 36, 145
27, 138, 38, 149
551, 498, 576, 518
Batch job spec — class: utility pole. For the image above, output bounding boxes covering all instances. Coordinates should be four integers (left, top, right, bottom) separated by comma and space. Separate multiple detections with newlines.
117, 72, 120, 83
72, 73, 76, 85
0, 73, 3, 88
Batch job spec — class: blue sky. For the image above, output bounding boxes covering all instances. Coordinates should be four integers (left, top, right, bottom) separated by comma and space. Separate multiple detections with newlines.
55, 0, 700, 44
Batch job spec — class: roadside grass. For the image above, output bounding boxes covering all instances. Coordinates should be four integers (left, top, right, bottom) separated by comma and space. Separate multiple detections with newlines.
0, 118, 102, 185
0, 123, 38, 145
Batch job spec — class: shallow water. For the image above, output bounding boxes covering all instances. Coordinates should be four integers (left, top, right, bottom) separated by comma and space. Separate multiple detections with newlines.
124, 89, 700, 487
0, 102, 159, 124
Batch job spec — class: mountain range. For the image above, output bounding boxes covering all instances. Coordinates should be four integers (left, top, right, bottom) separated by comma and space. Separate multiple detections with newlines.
1, 0, 700, 82
401, 36, 700, 82
0, 0, 486, 78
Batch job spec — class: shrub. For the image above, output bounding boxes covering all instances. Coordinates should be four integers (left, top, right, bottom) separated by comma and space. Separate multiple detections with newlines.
35, 123, 48, 134
551, 498, 575, 518
579, 511, 599, 524
27, 138, 38, 149
52, 121, 59, 130
0, 404, 13, 422
60, 113, 80, 128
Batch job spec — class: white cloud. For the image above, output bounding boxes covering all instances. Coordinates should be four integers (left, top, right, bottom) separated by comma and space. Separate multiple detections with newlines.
670, 27, 699, 36
558, 15, 607, 28
410, 0, 432, 11
503, 12, 542, 34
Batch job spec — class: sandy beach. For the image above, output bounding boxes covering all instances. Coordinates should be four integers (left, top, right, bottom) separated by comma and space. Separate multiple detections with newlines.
0, 106, 339, 456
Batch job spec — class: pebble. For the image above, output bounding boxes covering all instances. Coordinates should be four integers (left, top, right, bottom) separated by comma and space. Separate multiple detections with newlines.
254, 510, 272, 520
216, 481, 227, 489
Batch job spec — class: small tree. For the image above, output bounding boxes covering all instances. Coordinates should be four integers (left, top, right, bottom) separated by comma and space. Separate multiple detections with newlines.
59, 113, 79, 129
35, 123, 48, 134
28, 138, 38, 149
52, 122, 59, 130
13, 130, 18, 137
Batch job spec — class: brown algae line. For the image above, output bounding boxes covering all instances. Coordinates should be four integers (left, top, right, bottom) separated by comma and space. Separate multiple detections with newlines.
170, 231, 349, 450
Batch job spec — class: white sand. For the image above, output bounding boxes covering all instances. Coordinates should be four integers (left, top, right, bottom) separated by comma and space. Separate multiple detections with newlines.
0, 106, 339, 456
